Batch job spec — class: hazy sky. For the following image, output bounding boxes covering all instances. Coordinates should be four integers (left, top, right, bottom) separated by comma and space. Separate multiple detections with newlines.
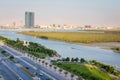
0, 0, 120, 27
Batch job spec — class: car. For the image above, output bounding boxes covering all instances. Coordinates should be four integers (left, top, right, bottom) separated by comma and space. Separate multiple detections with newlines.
34, 72, 37, 75
25, 66, 29, 69
39, 73, 43, 76
38, 78, 41, 80
18, 77, 23, 80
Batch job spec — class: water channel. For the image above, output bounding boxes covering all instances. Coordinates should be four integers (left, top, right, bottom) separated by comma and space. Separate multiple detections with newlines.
0, 30, 120, 69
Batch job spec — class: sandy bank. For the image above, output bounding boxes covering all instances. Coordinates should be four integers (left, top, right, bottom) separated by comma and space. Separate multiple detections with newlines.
79, 42, 120, 50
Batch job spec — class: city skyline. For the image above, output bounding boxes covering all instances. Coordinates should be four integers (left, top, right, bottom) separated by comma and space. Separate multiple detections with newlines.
0, 0, 120, 27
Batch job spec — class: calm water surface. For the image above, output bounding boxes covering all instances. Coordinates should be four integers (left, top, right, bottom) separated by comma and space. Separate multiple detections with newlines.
0, 30, 119, 68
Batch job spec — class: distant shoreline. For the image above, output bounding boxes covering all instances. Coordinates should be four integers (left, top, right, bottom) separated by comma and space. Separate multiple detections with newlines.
78, 42, 120, 53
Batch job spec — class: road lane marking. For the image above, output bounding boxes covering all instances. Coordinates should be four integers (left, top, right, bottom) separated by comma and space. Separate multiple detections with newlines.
1, 47, 37, 70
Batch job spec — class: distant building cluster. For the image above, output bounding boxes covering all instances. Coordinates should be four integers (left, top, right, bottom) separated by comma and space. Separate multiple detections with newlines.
0, 11, 120, 30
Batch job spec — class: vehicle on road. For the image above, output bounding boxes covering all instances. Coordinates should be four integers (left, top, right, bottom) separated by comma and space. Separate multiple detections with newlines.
39, 73, 43, 76
18, 77, 23, 80
25, 66, 29, 69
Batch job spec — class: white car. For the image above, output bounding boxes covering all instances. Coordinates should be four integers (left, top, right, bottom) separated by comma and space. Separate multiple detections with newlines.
38, 78, 41, 80
39, 73, 43, 76
18, 77, 23, 80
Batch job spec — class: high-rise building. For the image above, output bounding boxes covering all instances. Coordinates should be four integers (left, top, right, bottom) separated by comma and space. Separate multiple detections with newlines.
25, 12, 34, 28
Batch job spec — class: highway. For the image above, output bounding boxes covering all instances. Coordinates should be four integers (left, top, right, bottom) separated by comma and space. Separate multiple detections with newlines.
0, 54, 33, 80
0, 56, 18, 80
0, 45, 67, 80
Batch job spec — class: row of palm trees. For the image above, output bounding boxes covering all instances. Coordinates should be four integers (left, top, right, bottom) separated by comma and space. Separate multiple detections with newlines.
57, 57, 86, 64
26, 53, 78, 80
4, 38, 59, 58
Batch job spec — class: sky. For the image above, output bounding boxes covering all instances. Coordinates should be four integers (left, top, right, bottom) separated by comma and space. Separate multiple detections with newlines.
0, 0, 120, 27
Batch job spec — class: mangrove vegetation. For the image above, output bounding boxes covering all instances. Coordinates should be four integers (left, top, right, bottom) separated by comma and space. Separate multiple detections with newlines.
19, 31, 120, 43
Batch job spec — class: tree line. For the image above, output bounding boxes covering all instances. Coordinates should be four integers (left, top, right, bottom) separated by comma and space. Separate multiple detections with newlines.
0, 36, 60, 58
53, 57, 120, 76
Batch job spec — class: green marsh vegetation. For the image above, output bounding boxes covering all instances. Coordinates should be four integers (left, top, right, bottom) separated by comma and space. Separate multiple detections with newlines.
19, 31, 120, 43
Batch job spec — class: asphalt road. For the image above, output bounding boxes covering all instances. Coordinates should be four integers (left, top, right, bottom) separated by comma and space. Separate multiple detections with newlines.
0, 54, 33, 80
0, 60, 18, 80
0, 45, 67, 80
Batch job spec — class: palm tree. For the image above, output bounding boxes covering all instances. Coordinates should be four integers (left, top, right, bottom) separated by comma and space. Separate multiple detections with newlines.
54, 66, 57, 71
32, 56, 34, 60
35, 57, 38, 62
42, 61, 45, 65
30, 55, 32, 59
66, 57, 70, 62
74, 57, 79, 63
71, 74, 74, 80
27, 54, 29, 57
80, 58, 86, 64
59, 69, 62, 74
45, 62, 48, 67
64, 71, 68, 77
49, 64, 52, 69
71, 58, 74, 63
39, 59, 41, 63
